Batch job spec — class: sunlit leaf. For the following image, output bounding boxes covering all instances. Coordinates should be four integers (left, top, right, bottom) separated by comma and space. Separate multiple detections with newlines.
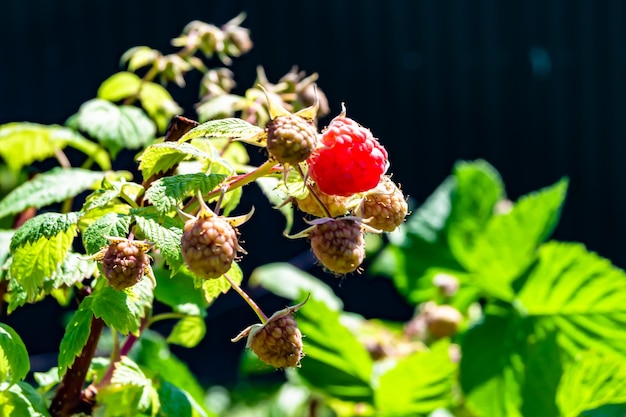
68, 98, 156, 158
97, 71, 142, 102
375, 342, 456, 415
167, 316, 206, 348
199, 262, 242, 304
0, 168, 106, 219
144, 173, 226, 215
153, 267, 208, 316
57, 302, 93, 378
82, 212, 132, 255
178, 118, 263, 145
0, 323, 29, 387
138, 81, 183, 133
138, 141, 210, 180
132, 208, 184, 273
0, 382, 49, 417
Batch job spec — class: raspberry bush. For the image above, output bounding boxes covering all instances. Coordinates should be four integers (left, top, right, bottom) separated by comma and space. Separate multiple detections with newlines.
0, 12, 625, 417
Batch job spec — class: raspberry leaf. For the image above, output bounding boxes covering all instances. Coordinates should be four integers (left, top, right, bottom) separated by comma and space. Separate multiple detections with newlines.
138, 82, 183, 133
57, 301, 93, 378
145, 173, 227, 215
0, 323, 29, 387
138, 141, 210, 180
82, 212, 132, 255
0, 382, 49, 416
153, 267, 208, 316
178, 117, 263, 144
97, 71, 142, 102
157, 380, 208, 417
0, 167, 106, 219
296, 298, 374, 403
10, 212, 79, 300
374, 342, 456, 415
557, 352, 626, 417
166, 315, 206, 348
132, 208, 184, 274
0, 122, 110, 175
450, 177, 568, 301
67, 98, 156, 158
97, 355, 160, 416
199, 262, 243, 303
89, 277, 154, 335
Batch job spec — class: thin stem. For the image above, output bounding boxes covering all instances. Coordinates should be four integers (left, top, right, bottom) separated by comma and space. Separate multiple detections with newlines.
224, 273, 268, 324
296, 164, 332, 218
148, 312, 187, 326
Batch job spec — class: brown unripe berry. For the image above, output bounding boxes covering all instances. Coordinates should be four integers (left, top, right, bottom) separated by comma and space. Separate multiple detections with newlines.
357, 176, 408, 232
266, 115, 319, 165
249, 313, 303, 368
181, 213, 241, 279
102, 239, 151, 290
310, 219, 365, 275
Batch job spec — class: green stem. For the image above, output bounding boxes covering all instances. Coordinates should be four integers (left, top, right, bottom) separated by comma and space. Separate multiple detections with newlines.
224, 273, 268, 324
148, 312, 187, 326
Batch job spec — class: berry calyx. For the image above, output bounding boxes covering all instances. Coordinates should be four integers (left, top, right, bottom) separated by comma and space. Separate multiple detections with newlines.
97, 237, 153, 290
181, 211, 245, 279
307, 106, 389, 196
309, 218, 366, 275
266, 115, 319, 165
296, 181, 355, 218
356, 176, 408, 232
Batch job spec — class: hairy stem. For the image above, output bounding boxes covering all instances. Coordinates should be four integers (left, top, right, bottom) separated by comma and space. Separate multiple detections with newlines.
49, 316, 105, 417
224, 273, 268, 323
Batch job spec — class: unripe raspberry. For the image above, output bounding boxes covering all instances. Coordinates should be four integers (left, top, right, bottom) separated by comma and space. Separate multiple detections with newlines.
181, 212, 242, 279
266, 115, 319, 165
296, 182, 353, 218
232, 300, 307, 369
101, 238, 151, 290
357, 177, 408, 232
308, 111, 388, 196
310, 218, 365, 275
425, 304, 463, 339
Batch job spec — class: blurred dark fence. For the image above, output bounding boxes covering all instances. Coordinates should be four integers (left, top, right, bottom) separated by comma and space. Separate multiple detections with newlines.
1, 0, 625, 383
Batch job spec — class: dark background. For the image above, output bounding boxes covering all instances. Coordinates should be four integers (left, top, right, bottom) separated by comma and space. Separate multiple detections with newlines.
1, 0, 625, 385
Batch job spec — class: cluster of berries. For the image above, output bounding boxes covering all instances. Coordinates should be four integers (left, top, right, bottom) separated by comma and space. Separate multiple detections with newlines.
94, 90, 408, 370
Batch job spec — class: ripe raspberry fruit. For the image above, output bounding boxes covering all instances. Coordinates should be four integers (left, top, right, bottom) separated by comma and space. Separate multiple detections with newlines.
310, 218, 366, 275
356, 176, 408, 232
232, 299, 307, 369
296, 182, 354, 218
181, 212, 243, 279
308, 108, 388, 196
266, 115, 319, 165
100, 238, 152, 290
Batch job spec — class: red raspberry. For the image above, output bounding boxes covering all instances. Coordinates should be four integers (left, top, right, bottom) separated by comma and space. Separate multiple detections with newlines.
308, 113, 388, 196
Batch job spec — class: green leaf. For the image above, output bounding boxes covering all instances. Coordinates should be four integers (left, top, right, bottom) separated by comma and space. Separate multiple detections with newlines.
144, 173, 226, 214
97, 355, 159, 416
460, 313, 525, 417
517, 241, 626, 358
178, 118, 263, 144
199, 262, 242, 303
167, 316, 206, 348
57, 302, 93, 378
153, 267, 208, 316
97, 71, 142, 102
51, 252, 95, 288
135, 330, 207, 411
138, 141, 210, 180
0, 382, 50, 417
68, 98, 155, 158
452, 178, 568, 301
138, 82, 182, 133
33, 367, 60, 393
10, 212, 79, 300
0, 231, 14, 278
89, 277, 153, 335
132, 208, 184, 273
0, 122, 109, 175
0, 323, 29, 387
249, 262, 343, 311
82, 212, 131, 255
375, 342, 456, 416
557, 352, 626, 417
196, 94, 244, 122
157, 380, 209, 417
0, 168, 106, 219
296, 298, 374, 403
